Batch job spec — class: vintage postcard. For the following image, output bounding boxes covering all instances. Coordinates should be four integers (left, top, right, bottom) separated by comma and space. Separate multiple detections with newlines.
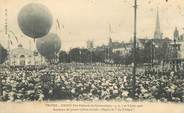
0, 0, 183, 113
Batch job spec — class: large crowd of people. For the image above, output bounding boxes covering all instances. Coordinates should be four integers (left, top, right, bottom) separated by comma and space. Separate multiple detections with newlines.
0, 63, 183, 103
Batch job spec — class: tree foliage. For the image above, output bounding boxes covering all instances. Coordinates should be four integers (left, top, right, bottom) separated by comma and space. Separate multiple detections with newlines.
0, 44, 8, 64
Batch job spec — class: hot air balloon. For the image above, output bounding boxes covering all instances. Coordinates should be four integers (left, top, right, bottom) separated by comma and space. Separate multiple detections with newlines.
17, 3, 53, 38
0, 44, 8, 64
36, 33, 61, 59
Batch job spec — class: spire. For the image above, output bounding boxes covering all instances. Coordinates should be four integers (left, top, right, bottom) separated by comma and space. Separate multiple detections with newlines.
156, 9, 160, 32
174, 27, 179, 41
108, 24, 112, 47
154, 8, 162, 39
108, 37, 112, 47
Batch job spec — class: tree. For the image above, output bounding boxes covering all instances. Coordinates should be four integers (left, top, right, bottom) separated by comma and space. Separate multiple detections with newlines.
68, 48, 79, 62
80, 49, 91, 63
59, 50, 68, 63
0, 44, 8, 64
144, 41, 152, 63
93, 49, 106, 63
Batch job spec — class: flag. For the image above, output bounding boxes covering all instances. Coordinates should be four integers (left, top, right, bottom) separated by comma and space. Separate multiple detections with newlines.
14, 35, 19, 43
56, 19, 61, 30
7, 34, 10, 38
7, 34, 13, 45
9, 40, 13, 45
9, 30, 18, 43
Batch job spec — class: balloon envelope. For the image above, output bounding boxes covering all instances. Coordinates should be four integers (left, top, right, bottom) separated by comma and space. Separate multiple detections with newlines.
18, 3, 53, 38
36, 33, 61, 59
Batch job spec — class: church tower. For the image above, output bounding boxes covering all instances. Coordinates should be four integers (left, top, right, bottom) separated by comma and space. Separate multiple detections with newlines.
154, 9, 162, 39
108, 24, 113, 48
108, 37, 112, 48
173, 27, 179, 42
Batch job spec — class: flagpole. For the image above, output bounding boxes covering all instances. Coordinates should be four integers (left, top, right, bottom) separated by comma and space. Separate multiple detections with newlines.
132, 0, 137, 99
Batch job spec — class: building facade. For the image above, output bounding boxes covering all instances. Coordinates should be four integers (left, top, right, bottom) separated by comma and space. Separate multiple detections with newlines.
6, 44, 45, 66
86, 40, 94, 50
171, 27, 184, 61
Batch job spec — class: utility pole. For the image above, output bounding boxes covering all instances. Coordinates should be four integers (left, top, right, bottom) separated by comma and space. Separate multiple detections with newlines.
132, 0, 137, 99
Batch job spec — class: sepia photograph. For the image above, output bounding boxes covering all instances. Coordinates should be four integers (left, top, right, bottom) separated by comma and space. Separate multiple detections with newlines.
0, 0, 183, 113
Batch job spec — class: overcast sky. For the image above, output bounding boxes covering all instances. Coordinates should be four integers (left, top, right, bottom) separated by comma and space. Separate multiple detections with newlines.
0, 0, 184, 51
